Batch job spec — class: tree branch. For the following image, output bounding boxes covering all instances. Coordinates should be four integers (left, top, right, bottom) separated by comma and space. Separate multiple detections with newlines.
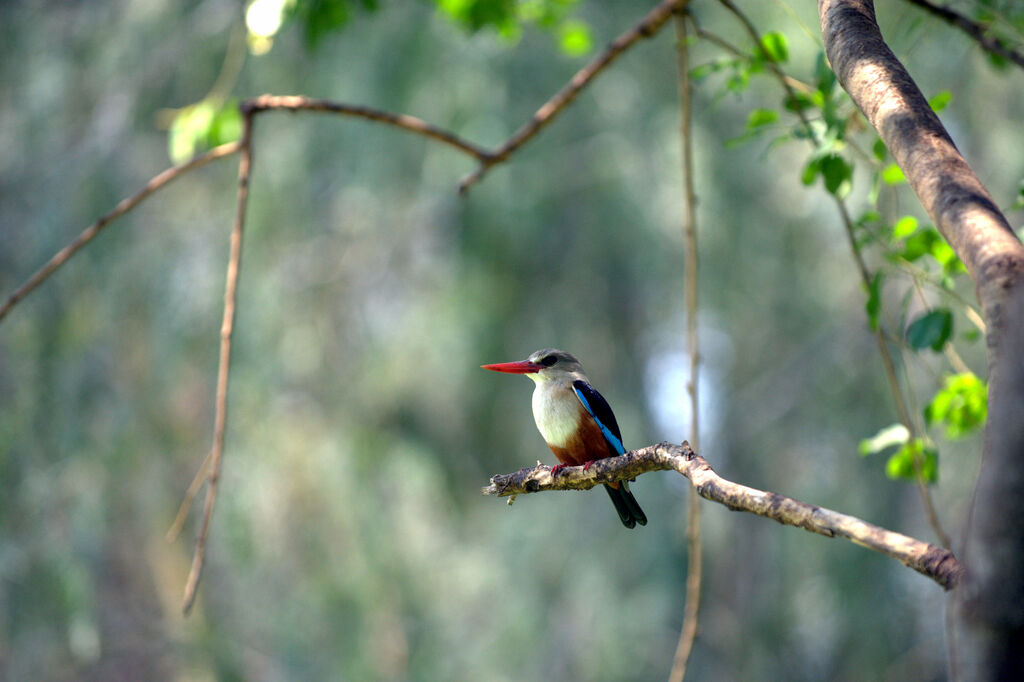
457, 0, 691, 194
242, 95, 493, 161
0, 141, 242, 323
483, 442, 964, 590
819, 0, 1024, 301
180, 109, 255, 616
901, 0, 1024, 70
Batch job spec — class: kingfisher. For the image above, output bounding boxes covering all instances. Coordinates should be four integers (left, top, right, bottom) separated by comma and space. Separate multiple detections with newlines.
482, 348, 647, 529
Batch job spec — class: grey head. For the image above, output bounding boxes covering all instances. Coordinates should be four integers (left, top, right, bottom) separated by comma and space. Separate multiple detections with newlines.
526, 348, 585, 379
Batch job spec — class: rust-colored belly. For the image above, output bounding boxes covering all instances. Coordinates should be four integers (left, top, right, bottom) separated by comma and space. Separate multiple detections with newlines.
546, 411, 617, 467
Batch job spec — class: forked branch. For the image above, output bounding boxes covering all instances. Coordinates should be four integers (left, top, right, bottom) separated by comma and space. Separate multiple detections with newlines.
483, 442, 964, 590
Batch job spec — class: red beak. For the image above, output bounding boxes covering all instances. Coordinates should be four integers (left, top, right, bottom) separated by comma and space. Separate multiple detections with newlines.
481, 360, 543, 374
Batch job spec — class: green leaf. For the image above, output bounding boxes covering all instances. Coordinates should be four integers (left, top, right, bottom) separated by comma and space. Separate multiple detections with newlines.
901, 228, 939, 262
885, 439, 938, 482
726, 66, 751, 93
865, 271, 883, 331
905, 308, 953, 351
300, 0, 352, 46
167, 99, 241, 164
690, 63, 716, 81
820, 154, 853, 197
784, 92, 814, 112
558, 19, 591, 56
206, 100, 242, 147
873, 137, 887, 162
881, 163, 906, 184
859, 423, 909, 456
759, 31, 789, 63
929, 90, 953, 112
168, 101, 216, 164
802, 158, 820, 186
891, 215, 919, 240
930, 239, 967, 274
814, 51, 836, 94
925, 372, 988, 439
746, 108, 779, 130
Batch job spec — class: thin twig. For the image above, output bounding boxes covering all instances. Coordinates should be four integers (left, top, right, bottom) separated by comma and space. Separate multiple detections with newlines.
692, 25, 813, 93
457, 0, 691, 194
0, 141, 242, 323
243, 95, 493, 161
165, 450, 212, 543
719, 0, 951, 548
902, 0, 1024, 70
668, 13, 702, 682
181, 111, 254, 615
483, 442, 965, 590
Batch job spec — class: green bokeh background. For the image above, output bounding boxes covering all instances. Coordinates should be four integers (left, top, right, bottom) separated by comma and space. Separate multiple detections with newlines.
1, 1, 1021, 679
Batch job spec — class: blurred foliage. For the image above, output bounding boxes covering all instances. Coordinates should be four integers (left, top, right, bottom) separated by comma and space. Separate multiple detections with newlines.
2, 0, 1021, 680
168, 98, 242, 164
925, 372, 988, 439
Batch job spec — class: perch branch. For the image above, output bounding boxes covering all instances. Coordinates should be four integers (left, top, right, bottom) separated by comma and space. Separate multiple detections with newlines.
181, 110, 254, 615
457, 0, 691, 194
483, 442, 964, 590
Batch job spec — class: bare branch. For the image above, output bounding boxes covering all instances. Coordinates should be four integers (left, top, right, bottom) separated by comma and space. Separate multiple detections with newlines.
0, 141, 241, 323
901, 0, 1024, 70
181, 111, 255, 615
458, 0, 691, 194
242, 95, 493, 161
668, 13, 702, 682
484, 442, 964, 590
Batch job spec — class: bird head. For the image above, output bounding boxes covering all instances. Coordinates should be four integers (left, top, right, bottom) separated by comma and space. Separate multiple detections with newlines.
481, 348, 583, 383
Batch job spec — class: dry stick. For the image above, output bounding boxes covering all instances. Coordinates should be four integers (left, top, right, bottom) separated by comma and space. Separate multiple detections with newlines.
0, 141, 242, 324
181, 112, 254, 615
667, 13, 702, 682
483, 442, 965, 590
717, 0, 952, 548
166, 451, 212, 543
243, 95, 493, 161
457, 0, 691, 194
902, 0, 1024, 69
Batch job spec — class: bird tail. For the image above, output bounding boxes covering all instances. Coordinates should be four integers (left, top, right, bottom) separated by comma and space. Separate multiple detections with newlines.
604, 483, 647, 529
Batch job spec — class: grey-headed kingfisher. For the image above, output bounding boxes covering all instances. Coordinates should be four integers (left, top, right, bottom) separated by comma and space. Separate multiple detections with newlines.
482, 348, 647, 528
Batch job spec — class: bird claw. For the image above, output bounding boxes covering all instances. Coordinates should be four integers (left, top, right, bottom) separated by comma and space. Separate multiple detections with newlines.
582, 460, 596, 472
550, 464, 567, 477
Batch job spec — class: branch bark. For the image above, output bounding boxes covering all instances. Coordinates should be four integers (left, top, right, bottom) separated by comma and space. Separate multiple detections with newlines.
181, 109, 254, 615
483, 442, 964, 590
820, 1, 1024, 677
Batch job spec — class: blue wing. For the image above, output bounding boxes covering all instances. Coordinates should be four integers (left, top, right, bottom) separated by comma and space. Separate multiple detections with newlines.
572, 380, 626, 455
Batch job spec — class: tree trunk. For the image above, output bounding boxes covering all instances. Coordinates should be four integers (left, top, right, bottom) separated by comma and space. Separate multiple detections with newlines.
818, 1, 1024, 678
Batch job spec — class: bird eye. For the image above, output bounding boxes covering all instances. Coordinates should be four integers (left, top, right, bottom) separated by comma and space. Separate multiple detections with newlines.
540, 355, 557, 367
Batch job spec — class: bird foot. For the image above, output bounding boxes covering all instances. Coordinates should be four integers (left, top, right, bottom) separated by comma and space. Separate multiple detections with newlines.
550, 464, 567, 477
582, 460, 597, 472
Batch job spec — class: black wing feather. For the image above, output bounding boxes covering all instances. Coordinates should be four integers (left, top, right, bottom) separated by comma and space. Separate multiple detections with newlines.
572, 379, 624, 453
